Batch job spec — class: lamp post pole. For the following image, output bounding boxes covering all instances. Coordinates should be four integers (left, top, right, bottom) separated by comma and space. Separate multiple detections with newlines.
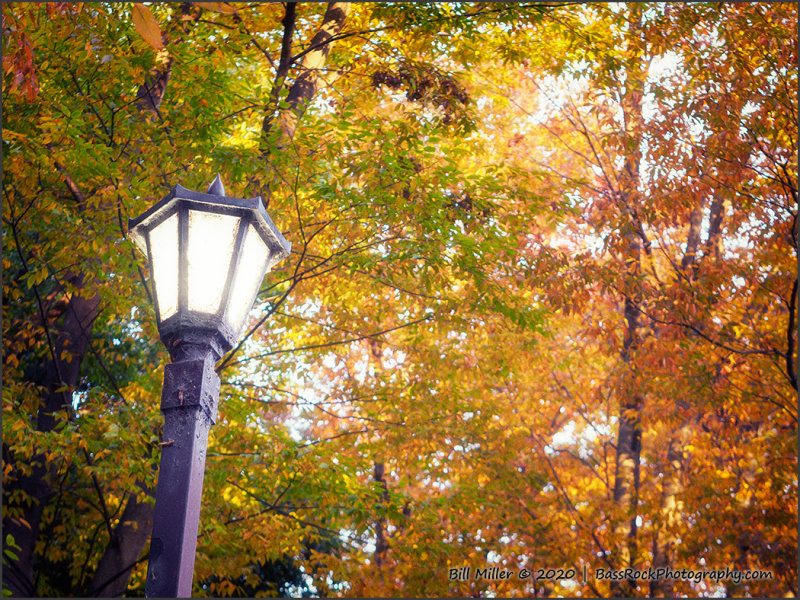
129, 176, 290, 598
145, 342, 221, 597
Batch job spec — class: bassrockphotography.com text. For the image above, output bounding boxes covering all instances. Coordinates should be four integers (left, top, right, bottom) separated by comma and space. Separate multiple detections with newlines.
447, 565, 774, 586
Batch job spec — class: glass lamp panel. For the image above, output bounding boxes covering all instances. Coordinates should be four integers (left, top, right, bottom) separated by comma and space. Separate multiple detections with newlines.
186, 209, 241, 315
149, 213, 180, 321
225, 225, 270, 334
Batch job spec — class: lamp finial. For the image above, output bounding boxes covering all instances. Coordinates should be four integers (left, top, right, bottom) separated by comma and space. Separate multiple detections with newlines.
206, 174, 226, 196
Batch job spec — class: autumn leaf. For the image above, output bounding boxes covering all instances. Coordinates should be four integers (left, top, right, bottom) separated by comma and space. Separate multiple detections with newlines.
193, 2, 237, 14
3, 14, 39, 102
131, 3, 163, 51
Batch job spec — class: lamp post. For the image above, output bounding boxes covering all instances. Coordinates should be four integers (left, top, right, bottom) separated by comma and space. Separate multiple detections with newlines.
128, 176, 290, 597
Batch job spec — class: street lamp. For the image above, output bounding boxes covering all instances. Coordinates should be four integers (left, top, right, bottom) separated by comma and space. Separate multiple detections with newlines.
128, 175, 290, 597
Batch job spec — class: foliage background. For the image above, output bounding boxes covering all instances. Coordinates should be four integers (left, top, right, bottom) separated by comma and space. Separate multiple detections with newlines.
2, 2, 797, 597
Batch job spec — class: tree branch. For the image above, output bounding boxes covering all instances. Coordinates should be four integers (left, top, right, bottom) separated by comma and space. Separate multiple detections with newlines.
86, 555, 149, 598
227, 314, 432, 367
260, 2, 297, 144
786, 279, 797, 390
275, 2, 351, 143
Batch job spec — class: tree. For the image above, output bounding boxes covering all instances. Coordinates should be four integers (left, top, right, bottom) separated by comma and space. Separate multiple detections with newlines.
468, 2, 796, 595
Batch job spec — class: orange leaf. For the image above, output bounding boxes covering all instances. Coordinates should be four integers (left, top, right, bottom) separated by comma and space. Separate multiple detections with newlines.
132, 3, 163, 51
194, 2, 237, 14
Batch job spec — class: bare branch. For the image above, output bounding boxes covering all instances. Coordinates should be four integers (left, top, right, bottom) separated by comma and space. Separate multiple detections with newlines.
787, 279, 798, 390
227, 314, 432, 367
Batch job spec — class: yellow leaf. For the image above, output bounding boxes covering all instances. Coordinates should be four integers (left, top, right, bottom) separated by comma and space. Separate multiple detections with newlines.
132, 4, 163, 51
3, 130, 27, 142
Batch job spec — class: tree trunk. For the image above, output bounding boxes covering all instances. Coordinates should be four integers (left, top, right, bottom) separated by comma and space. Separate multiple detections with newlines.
373, 462, 390, 568
89, 488, 155, 597
609, 5, 645, 597
681, 204, 703, 274
703, 195, 726, 263
610, 301, 643, 598
650, 431, 686, 598
2, 278, 100, 597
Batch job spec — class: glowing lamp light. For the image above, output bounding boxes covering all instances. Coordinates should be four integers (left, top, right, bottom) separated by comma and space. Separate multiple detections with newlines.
128, 175, 291, 360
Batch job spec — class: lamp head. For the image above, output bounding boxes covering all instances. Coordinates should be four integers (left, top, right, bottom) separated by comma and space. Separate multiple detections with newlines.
128, 176, 291, 361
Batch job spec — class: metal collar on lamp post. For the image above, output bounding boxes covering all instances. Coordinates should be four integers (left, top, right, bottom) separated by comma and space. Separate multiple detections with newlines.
128, 176, 290, 597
